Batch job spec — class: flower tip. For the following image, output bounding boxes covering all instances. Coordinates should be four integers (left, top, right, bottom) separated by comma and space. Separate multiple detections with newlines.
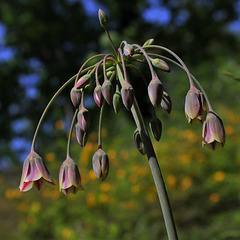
98, 9, 108, 30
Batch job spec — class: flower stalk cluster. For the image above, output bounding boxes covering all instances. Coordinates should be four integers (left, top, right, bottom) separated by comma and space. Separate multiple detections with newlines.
19, 9, 226, 240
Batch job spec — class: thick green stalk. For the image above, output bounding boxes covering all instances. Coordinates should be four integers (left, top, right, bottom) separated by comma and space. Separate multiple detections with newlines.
116, 64, 178, 240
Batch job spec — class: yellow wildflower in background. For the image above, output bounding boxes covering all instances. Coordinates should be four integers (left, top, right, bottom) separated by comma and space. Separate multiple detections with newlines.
167, 175, 176, 189
213, 171, 225, 182
100, 182, 111, 192
180, 177, 193, 191
116, 169, 126, 179
62, 228, 72, 239
45, 152, 56, 162
86, 192, 96, 208
209, 192, 220, 203
5, 188, 22, 199
55, 120, 65, 130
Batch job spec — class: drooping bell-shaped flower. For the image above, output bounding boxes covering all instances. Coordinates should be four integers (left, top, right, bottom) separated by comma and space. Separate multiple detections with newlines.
19, 151, 54, 192
70, 88, 81, 108
77, 107, 90, 132
185, 86, 206, 123
121, 81, 134, 110
202, 111, 225, 150
148, 77, 163, 108
59, 157, 84, 195
75, 122, 88, 147
94, 84, 103, 107
92, 148, 109, 181
101, 79, 113, 105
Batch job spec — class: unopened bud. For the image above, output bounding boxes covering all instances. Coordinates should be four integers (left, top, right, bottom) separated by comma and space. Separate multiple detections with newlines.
124, 44, 134, 57
75, 74, 91, 89
94, 85, 103, 107
133, 129, 145, 155
121, 81, 135, 110
161, 91, 172, 114
75, 123, 88, 147
102, 80, 113, 105
148, 77, 163, 108
150, 58, 170, 72
98, 9, 108, 30
70, 88, 81, 108
143, 38, 154, 47
92, 148, 109, 181
149, 117, 162, 141
77, 107, 90, 132
113, 90, 122, 114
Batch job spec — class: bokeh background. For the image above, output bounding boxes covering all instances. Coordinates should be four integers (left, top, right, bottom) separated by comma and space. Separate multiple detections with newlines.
0, 0, 240, 239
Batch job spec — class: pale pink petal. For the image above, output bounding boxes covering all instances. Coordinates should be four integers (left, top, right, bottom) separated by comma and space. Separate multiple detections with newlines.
21, 181, 34, 192
35, 156, 52, 182
26, 159, 41, 181
19, 157, 30, 189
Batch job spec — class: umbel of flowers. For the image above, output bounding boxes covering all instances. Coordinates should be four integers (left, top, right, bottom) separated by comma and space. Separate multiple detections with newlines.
19, 9, 225, 240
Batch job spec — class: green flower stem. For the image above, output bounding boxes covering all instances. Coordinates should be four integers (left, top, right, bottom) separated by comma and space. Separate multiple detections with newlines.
105, 30, 118, 57
31, 74, 77, 151
145, 45, 195, 88
132, 44, 156, 78
98, 102, 105, 148
66, 108, 79, 158
75, 54, 106, 84
116, 64, 178, 240
148, 53, 213, 111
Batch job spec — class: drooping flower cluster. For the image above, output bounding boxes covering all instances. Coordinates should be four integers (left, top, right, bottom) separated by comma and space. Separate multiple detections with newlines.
19, 9, 225, 196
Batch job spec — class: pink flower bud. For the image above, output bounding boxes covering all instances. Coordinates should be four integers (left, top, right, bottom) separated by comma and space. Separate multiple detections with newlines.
123, 44, 134, 56
19, 151, 54, 192
149, 117, 162, 141
151, 58, 170, 72
75, 122, 88, 147
77, 107, 90, 132
202, 111, 225, 150
75, 74, 91, 89
101, 80, 113, 105
94, 84, 103, 107
185, 87, 206, 123
121, 81, 134, 110
98, 9, 108, 30
148, 77, 163, 108
70, 88, 81, 108
92, 148, 109, 181
59, 157, 84, 195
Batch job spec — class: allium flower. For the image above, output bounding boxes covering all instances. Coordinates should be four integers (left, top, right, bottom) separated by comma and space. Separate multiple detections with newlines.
185, 86, 206, 123
121, 81, 134, 110
148, 77, 163, 108
19, 151, 54, 192
202, 111, 225, 150
92, 148, 109, 181
59, 157, 84, 195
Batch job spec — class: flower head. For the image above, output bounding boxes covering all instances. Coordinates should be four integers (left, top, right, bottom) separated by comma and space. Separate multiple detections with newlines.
19, 151, 54, 192
92, 148, 109, 181
121, 81, 134, 110
148, 77, 163, 108
59, 157, 84, 195
185, 86, 206, 123
202, 111, 225, 150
